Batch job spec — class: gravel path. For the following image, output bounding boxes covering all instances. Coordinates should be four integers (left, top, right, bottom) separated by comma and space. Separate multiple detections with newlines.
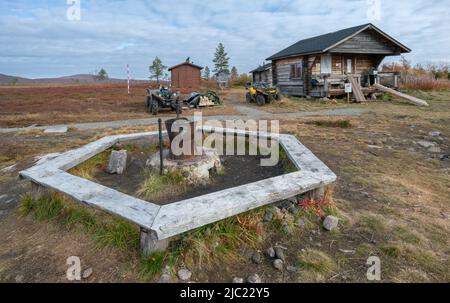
0, 108, 366, 133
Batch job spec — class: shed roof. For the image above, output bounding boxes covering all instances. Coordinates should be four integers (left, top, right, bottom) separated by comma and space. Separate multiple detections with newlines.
250, 63, 272, 74
168, 62, 203, 71
267, 23, 411, 61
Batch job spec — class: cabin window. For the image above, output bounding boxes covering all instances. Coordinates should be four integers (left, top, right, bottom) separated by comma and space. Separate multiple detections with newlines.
290, 63, 303, 79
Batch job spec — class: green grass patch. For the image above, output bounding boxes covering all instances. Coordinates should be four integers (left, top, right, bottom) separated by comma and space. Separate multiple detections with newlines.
69, 150, 110, 180
381, 245, 401, 258
136, 169, 188, 201
279, 147, 297, 173
19, 193, 139, 251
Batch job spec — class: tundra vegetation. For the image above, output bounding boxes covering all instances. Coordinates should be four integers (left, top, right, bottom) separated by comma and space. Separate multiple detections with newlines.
0, 75, 448, 282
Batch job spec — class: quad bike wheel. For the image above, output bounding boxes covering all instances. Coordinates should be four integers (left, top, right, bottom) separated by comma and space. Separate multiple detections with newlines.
256, 94, 266, 106
246, 92, 252, 103
150, 100, 159, 115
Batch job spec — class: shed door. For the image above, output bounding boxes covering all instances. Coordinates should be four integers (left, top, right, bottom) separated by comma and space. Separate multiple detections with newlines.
321, 54, 332, 74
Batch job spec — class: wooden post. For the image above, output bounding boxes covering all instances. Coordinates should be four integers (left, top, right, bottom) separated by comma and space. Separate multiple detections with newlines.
347, 93, 350, 104
308, 186, 325, 200
140, 228, 169, 257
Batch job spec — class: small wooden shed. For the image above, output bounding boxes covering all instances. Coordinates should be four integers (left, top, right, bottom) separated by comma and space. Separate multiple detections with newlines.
266, 23, 411, 97
169, 60, 203, 93
250, 63, 272, 85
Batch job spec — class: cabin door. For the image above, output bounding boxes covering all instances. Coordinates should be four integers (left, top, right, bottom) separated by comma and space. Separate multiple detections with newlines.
345, 57, 354, 74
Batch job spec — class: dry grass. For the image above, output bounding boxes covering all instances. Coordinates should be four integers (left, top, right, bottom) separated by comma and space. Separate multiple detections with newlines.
136, 170, 188, 201
401, 77, 450, 91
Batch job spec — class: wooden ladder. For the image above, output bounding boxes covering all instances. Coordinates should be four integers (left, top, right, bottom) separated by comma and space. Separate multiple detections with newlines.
347, 75, 366, 102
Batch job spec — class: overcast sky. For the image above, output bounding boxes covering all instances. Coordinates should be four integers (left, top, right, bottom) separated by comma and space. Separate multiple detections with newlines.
1, 0, 449, 79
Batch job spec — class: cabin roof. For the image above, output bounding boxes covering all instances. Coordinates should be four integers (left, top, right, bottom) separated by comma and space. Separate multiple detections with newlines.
249, 63, 272, 74
168, 62, 203, 71
267, 23, 411, 61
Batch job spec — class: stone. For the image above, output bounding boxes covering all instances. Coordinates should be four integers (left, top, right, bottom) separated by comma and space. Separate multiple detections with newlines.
286, 266, 298, 273
274, 247, 285, 261
361, 191, 370, 198
247, 273, 262, 283
251, 252, 263, 264
146, 147, 221, 185
159, 274, 172, 283
288, 205, 299, 215
287, 197, 298, 204
323, 215, 339, 231
429, 131, 441, 137
107, 150, 127, 174
162, 265, 172, 275
44, 126, 68, 133
417, 140, 436, 149
273, 259, 284, 271
15, 275, 24, 283
177, 269, 192, 281
263, 211, 273, 222
265, 247, 276, 258
242, 248, 255, 259
280, 200, 294, 210
428, 146, 442, 153
82, 268, 93, 279
232, 277, 244, 283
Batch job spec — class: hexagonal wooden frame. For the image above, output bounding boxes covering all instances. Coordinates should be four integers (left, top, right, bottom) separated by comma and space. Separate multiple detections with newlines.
20, 127, 336, 254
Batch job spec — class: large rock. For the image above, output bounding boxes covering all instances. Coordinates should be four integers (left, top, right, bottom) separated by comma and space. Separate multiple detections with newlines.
274, 247, 286, 261
323, 215, 339, 231
106, 150, 127, 175
273, 259, 284, 271
417, 140, 436, 149
265, 247, 275, 258
251, 252, 263, 264
177, 269, 192, 281
247, 273, 262, 283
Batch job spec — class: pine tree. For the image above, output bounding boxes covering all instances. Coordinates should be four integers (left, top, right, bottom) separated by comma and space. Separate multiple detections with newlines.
203, 66, 211, 79
212, 43, 230, 76
97, 68, 108, 81
149, 57, 167, 85
231, 66, 238, 79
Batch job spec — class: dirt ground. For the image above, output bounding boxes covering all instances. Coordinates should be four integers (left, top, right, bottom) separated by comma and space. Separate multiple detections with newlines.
0, 87, 448, 283
91, 142, 285, 205
0, 83, 240, 127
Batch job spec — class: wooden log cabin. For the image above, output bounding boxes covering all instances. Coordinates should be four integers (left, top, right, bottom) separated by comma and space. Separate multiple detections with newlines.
250, 63, 273, 85
266, 23, 410, 97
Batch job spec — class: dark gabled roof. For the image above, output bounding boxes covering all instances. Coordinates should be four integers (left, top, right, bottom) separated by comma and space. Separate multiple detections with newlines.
168, 62, 203, 71
249, 63, 272, 74
267, 23, 411, 61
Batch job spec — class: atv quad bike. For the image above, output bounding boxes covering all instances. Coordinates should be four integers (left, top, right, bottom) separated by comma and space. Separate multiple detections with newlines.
146, 86, 182, 115
246, 83, 280, 106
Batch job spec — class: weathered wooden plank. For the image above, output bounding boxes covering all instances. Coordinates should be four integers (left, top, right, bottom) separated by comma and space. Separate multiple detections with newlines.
374, 83, 429, 107
22, 169, 161, 229
151, 170, 334, 239
279, 135, 337, 180
348, 75, 367, 102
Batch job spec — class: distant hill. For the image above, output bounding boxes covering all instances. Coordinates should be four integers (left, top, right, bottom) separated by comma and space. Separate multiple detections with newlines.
0, 73, 147, 85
